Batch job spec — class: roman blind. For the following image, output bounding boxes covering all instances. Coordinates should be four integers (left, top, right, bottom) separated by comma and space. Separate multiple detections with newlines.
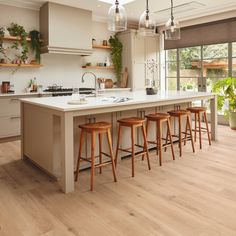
164, 17, 236, 50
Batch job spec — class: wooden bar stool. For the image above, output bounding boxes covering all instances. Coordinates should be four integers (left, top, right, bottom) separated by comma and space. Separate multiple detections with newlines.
75, 122, 117, 191
115, 117, 151, 177
145, 113, 175, 166
168, 110, 195, 157
186, 107, 211, 149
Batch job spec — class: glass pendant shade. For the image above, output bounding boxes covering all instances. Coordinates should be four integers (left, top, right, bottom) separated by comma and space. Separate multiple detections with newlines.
108, 1, 127, 32
165, 18, 180, 40
164, 0, 181, 40
138, 11, 156, 36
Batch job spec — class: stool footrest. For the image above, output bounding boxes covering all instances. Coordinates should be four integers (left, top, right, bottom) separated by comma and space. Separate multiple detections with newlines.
101, 152, 111, 158
95, 160, 113, 168
147, 140, 173, 149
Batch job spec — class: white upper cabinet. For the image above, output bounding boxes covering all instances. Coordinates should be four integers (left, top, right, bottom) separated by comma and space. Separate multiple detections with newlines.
118, 30, 159, 90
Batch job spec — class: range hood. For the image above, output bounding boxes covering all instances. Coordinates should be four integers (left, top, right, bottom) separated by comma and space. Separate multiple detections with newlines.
40, 2, 93, 56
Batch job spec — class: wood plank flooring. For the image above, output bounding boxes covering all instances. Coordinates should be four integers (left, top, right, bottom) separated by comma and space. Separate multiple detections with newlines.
0, 125, 236, 236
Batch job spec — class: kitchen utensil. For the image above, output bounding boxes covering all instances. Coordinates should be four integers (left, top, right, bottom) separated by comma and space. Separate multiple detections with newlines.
1, 81, 10, 93
105, 79, 113, 88
119, 67, 128, 88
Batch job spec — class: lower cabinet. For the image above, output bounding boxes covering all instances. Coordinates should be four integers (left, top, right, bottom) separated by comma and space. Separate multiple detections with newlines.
0, 116, 21, 138
0, 95, 48, 139
0, 98, 21, 138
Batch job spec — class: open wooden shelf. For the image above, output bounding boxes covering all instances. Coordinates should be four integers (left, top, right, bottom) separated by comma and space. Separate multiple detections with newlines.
82, 65, 114, 69
2, 36, 32, 42
92, 45, 111, 49
0, 63, 42, 68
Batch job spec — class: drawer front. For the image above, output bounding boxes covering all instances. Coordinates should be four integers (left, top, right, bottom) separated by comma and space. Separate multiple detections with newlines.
0, 98, 20, 117
0, 116, 21, 138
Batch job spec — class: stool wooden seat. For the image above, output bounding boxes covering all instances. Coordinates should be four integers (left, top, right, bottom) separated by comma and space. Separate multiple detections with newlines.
168, 109, 191, 116
115, 117, 151, 177
145, 113, 175, 166
186, 107, 211, 149
118, 117, 145, 126
75, 122, 117, 191
79, 122, 111, 132
168, 110, 195, 157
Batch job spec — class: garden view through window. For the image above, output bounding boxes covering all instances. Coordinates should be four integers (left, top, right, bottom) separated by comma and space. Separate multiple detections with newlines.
165, 42, 236, 114
165, 43, 234, 92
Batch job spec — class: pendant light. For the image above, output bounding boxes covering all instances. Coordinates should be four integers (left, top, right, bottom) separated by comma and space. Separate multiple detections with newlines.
165, 0, 180, 40
108, 0, 127, 32
138, 0, 156, 36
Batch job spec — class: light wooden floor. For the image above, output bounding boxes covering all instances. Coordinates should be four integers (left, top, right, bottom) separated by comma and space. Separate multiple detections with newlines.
0, 126, 236, 236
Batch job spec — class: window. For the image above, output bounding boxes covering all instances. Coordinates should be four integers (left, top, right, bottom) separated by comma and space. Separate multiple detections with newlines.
165, 49, 177, 90
233, 42, 236, 77
203, 43, 228, 92
165, 43, 231, 92
179, 46, 201, 92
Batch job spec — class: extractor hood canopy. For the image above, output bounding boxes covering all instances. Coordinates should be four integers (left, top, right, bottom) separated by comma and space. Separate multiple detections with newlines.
40, 2, 93, 56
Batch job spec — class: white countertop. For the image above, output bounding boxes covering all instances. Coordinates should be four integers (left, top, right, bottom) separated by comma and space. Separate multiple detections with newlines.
21, 90, 216, 113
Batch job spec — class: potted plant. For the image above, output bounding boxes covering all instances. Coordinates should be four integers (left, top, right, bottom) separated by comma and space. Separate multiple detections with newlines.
146, 59, 159, 95
29, 30, 42, 63
7, 23, 29, 63
212, 77, 236, 130
108, 35, 123, 85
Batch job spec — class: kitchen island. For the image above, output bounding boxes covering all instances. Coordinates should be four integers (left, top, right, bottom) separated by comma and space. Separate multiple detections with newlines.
21, 91, 217, 193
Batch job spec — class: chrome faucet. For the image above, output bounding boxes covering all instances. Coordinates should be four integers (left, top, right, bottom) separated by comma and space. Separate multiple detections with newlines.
81, 72, 97, 96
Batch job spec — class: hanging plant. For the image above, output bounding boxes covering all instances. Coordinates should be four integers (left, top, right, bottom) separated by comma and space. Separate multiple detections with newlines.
108, 35, 123, 83
0, 27, 5, 57
7, 23, 29, 62
29, 30, 42, 63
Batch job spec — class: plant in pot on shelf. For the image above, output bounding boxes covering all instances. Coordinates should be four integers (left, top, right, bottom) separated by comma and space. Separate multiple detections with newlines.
108, 35, 123, 86
7, 23, 29, 63
146, 59, 159, 95
212, 77, 236, 130
29, 30, 42, 64
0, 27, 5, 61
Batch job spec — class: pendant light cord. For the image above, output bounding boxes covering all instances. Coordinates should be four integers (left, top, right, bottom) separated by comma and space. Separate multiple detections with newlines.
146, 0, 150, 20
171, 0, 174, 21
171, 0, 174, 26
115, 0, 119, 13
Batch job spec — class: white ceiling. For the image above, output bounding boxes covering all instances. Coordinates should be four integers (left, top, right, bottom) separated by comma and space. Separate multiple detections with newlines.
0, 0, 236, 25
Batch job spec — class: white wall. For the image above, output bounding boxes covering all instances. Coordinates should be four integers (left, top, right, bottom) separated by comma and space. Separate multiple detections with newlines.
0, 4, 114, 92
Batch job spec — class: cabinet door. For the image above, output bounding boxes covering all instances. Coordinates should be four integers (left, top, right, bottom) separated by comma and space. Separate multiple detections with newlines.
0, 98, 20, 117
132, 62, 146, 89
134, 35, 145, 63
145, 37, 159, 62
0, 116, 20, 138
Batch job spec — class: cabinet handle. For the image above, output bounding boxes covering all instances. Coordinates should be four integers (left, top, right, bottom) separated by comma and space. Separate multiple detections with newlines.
10, 116, 21, 119
10, 98, 19, 101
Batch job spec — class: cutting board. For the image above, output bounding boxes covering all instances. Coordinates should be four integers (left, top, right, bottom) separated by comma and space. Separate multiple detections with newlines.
119, 67, 128, 88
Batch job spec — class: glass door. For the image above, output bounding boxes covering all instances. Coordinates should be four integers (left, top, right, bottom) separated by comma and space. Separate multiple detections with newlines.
179, 46, 201, 92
